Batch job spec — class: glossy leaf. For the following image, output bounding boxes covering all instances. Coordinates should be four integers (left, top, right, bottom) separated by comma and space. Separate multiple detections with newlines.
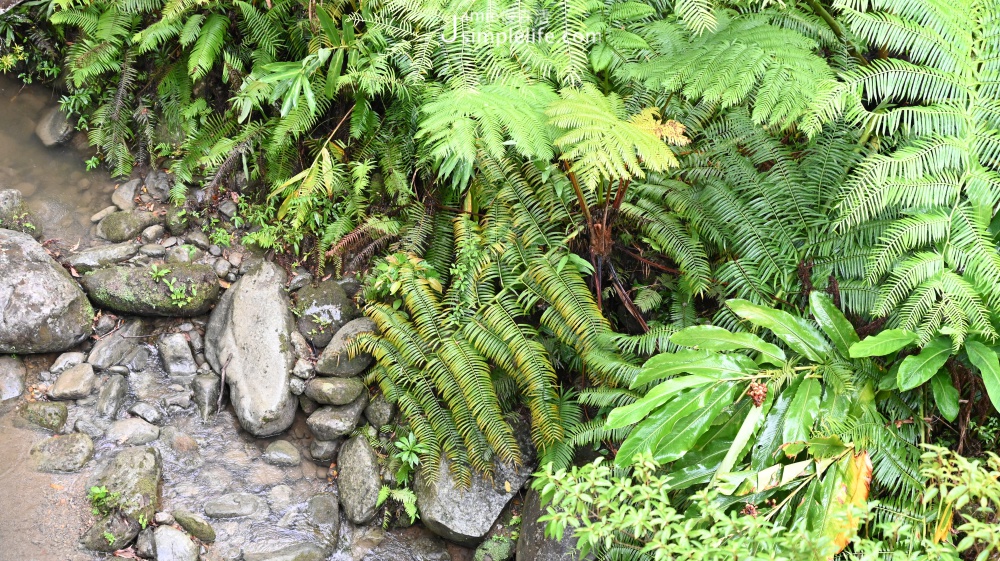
670, 325, 785, 365
848, 329, 918, 358
966, 340, 1000, 413
897, 336, 951, 391
614, 385, 710, 465
781, 377, 822, 453
751, 376, 803, 470
652, 382, 739, 464
606, 374, 714, 429
930, 370, 959, 422
807, 435, 848, 458
728, 299, 830, 362
715, 400, 765, 479
809, 292, 859, 356
631, 349, 756, 388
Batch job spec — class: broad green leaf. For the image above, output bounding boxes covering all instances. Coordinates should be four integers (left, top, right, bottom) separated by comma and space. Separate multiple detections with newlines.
606, 374, 714, 429
781, 377, 822, 453
666, 399, 756, 489
316, 6, 340, 44
631, 350, 755, 388
807, 435, 848, 458
727, 299, 830, 362
652, 382, 738, 464
325, 49, 344, 98
966, 340, 1000, 413
670, 325, 785, 366
897, 336, 951, 391
809, 292, 859, 356
751, 375, 803, 470
849, 329, 918, 357
614, 385, 711, 465
715, 400, 765, 479
930, 370, 959, 422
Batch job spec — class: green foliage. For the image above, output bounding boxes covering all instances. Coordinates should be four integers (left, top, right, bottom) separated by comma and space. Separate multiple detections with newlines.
534, 448, 1000, 561
87, 485, 121, 517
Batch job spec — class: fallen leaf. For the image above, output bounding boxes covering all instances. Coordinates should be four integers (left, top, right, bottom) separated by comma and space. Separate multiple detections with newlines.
504, 481, 511, 493
219, 280, 231, 289
50, 483, 64, 491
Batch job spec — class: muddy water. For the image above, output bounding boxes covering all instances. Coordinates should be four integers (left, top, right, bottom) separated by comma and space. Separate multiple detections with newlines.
0, 75, 114, 246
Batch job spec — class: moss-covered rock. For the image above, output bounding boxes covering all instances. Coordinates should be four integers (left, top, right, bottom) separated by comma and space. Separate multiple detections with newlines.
165, 205, 189, 236
22, 401, 68, 431
81, 263, 220, 317
96, 210, 160, 242
0, 189, 40, 238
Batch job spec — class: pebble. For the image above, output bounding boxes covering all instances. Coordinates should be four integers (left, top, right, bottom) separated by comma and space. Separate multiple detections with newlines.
263, 440, 301, 467
289, 377, 305, 395
173, 509, 216, 542
227, 252, 243, 267
266, 484, 295, 513
49, 363, 96, 400
214, 258, 231, 278
128, 402, 164, 424
204, 493, 264, 518
142, 224, 165, 243
219, 200, 238, 219
95, 374, 127, 418
108, 365, 130, 375
155, 512, 176, 525
90, 205, 117, 223
187, 230, 210, 249
153, 525, 199, 561
105, 417, 160, 445
209, 244, 222, 256
94, 314, 117, 336
50, 352, 85, 374
309, 439, 340, 462
75, 417, 107, 438
163, 236, 179, 247
139, 243, 166, 257
287, 271, 312, 291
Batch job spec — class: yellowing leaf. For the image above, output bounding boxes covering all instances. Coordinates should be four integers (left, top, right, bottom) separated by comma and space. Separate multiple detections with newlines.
822, 451, 873, 558
933, 503, 953, 543
504, 481, 511, 493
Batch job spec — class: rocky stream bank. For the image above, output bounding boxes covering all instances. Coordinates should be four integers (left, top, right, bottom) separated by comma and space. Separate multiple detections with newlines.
0, 82, 579, 560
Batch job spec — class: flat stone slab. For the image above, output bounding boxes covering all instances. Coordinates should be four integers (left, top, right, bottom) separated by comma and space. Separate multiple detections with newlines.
30, 433, 93, 472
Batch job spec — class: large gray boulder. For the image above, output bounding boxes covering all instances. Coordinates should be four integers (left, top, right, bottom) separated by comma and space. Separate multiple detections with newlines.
64, 241, 140, 273
81, 263, 220, 317
516, 488, 587, 561
337, 436, 381, 524
294, 280, 358, 347
35, 106, 74, 147
315, 317, 376, 377
0, 189, 39, 238
205, 261, 297, 436
0, 229, 93, 353
415, 429, 536, 547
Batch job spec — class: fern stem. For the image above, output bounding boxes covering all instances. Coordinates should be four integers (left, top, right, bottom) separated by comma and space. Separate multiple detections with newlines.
561, 159, 593, 230
803, 0, 867, 66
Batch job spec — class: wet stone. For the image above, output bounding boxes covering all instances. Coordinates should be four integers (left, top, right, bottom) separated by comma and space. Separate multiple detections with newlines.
112, 178, 141, 211
65, 241, 140, 273
304, 377, 365, 406
108, 365, 130, 375
153, 525, 199, 561
214, 258, 230, 278
105, 417, 160, 445
135, 527, 155, 558
364, 394, 396, 429
91, 205, 117, 223
173, 509, 216, 542
76, 417, 107, 438
96, 374, 128, 418
267, 484, 295, 514
243, 543, 326, 561
187, 230, 210, 250
159, 333, 197, 377
94, 314, 118, 336
209, 245, 222, 256
263, 440, 301, 467
309, 439, 340, 462
219, 200, 237, 219
191, 374, 220, 421
305, 394, 368, 441
22, 401, 67, 431
49, 362, 95, 400
0, 355, 26, 400
128, 402, 163, 424
30, 432, 93, 472
204, 493, 265, 518
139, 244, 165, 258
289, 377, 306, 395
50, 351, 85, 374
141, 224, 165, 243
